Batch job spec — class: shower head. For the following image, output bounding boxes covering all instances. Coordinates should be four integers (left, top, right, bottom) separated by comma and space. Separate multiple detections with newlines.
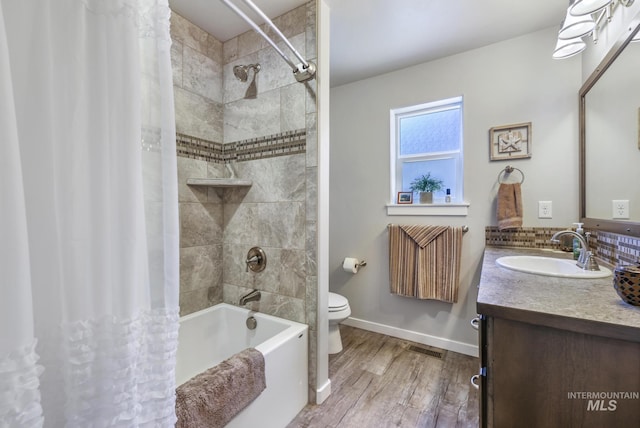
233, 64, 261, 99
233, 65, 248, 82
233, 64, 260, 82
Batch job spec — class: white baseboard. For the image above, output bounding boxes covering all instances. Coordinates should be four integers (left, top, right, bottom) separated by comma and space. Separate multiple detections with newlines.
315, 379, 331, 404
342, 317, 478, 358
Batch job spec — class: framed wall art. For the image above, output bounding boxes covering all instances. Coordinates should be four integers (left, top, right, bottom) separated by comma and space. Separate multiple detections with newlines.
489, 122, 532, 161
397, 191, 413, 204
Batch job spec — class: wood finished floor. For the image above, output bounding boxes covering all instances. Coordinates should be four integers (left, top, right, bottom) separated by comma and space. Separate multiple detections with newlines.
288, 326, 479, 428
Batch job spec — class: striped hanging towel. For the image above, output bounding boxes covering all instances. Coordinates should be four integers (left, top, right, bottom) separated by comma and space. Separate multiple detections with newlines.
388, 225, 463, 303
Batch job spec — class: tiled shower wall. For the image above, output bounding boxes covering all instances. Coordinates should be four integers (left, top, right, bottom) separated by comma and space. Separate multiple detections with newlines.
171, 12, 226, 315
220, 2, 317, 326
170, 2, 319, 398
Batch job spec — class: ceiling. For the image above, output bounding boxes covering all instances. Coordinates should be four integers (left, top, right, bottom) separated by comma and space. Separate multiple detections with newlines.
168, 0, 567, 87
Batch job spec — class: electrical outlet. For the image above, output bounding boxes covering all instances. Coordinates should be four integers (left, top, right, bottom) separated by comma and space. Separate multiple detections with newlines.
538, 201, 552, 219
612, 200, 630, 219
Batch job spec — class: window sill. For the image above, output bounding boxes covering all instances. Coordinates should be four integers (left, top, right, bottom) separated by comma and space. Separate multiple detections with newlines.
386, 202, 469, 216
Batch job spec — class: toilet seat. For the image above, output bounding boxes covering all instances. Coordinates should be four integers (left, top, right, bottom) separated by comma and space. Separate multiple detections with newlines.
329, 292, 349, 312
328, 292, 351, 354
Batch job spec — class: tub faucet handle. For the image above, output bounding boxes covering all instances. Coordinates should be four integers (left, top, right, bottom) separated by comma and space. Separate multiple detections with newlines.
245, 255, 260, 272
245, 247, 267, 272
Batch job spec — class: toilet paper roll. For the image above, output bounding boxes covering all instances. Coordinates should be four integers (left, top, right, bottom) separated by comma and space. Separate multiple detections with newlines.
343, 257, 360, 274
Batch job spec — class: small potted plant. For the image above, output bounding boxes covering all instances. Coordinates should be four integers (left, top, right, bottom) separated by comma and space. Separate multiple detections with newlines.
409, 173, 444, 204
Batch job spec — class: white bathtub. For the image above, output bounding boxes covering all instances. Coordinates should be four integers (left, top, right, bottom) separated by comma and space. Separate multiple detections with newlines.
176, 303, 308, 428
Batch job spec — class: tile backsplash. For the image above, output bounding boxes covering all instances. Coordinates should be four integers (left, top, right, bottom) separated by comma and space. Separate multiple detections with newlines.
485, 226, 640, 267
593, 231, 640, 266
485, 226, 568, 250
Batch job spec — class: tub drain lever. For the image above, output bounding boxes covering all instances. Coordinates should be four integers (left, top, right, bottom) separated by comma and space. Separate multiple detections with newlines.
246, 316, 257, 330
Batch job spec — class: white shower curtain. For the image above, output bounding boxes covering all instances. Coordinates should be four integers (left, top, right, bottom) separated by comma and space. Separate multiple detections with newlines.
0, 0, 179, 426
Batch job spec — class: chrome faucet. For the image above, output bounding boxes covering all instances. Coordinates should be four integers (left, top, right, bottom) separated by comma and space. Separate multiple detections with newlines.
550, 230, 600, 271
239, 289, 261, 306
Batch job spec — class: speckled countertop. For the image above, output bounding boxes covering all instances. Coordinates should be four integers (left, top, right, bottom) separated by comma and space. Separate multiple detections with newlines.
477, 247, 640, 342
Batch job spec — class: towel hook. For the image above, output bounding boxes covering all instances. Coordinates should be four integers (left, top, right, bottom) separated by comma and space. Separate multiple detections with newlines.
497, 165, 525, 184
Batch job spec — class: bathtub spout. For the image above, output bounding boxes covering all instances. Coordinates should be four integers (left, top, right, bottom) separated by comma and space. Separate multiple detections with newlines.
240, 289, 261, 306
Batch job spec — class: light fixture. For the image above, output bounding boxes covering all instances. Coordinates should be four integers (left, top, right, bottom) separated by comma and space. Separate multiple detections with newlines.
553, 0, 634, 59
558, 9, 596, 39
553, 37, 587, 59
569, 0, 612, 16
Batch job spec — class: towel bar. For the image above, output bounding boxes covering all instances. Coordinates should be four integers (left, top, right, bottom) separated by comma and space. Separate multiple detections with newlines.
387, 224, 468, 233
497, 165, 525, 184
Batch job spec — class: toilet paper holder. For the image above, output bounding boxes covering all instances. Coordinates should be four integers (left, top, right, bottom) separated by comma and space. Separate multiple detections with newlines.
343, 258, 366, 268
342, 257, 367, 273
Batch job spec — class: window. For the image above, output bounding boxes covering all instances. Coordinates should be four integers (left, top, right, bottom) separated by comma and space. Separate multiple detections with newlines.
390, 96, 463, 205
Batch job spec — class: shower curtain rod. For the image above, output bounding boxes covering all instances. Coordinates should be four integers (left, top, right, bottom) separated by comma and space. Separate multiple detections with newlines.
220, 0, 316, 82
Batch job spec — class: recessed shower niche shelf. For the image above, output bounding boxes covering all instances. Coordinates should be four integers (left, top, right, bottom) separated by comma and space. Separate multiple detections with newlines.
186, 178, 253, 188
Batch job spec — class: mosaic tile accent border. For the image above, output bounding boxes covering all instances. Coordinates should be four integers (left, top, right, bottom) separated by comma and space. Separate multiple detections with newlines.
593, 231, 640, 267
233, 130, 306, 162
176, 133, 223, 162
485, 226, 640, 267
485, 226, 569, 250
176, 129, 306, 163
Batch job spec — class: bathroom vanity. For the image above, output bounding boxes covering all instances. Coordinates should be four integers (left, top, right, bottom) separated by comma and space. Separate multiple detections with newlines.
476, 247, 640, 428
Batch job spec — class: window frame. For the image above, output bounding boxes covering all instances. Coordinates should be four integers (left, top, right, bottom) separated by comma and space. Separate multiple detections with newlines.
390, 96, 464, 205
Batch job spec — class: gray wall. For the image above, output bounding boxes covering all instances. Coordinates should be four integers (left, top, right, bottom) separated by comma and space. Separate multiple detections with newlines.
329, 27, 582, 355
581, 2, 640, 82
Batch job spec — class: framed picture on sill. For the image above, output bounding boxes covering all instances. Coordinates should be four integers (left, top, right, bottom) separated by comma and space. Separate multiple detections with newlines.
397, 191, 413, 204
489, 122, 532, 161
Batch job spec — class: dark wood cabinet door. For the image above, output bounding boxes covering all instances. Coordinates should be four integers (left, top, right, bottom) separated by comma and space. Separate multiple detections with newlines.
486, 317, 640, 428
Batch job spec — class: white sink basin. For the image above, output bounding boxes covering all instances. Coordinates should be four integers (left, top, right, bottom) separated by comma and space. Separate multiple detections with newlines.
496, 256, 612, 279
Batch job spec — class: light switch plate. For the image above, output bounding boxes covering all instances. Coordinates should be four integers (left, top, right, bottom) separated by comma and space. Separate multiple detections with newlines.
538, 201, 552, 219
612, 200, 629, 219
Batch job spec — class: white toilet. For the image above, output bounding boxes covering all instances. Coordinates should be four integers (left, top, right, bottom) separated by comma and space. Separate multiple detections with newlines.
328, 292, 351, 354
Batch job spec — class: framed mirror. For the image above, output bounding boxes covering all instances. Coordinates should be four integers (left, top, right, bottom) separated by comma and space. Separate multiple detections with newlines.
580, 13, 640, 237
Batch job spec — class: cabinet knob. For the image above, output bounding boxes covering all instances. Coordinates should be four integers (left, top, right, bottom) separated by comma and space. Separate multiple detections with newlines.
470, 367, 486, 389
470, 317, 480, 330
470, 374, 480, 389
